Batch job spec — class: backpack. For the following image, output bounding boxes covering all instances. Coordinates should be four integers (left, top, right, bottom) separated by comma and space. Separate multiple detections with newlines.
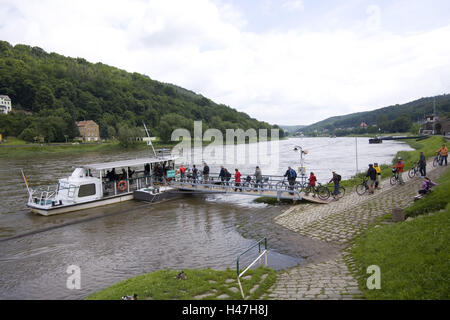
289, 169, 297, 179
337, 174, 342, 182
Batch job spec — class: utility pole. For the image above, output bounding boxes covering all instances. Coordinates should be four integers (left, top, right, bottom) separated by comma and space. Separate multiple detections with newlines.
355, 136, 359, 175
433, 97, 436, 135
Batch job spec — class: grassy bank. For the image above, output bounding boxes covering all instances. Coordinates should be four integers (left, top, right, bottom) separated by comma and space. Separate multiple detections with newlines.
0, 140, 181, 158
349, 165, 450, 299
86, 266, 275, 300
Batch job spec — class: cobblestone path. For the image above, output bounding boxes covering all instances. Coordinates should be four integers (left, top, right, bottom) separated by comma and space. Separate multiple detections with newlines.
267, 160, 446, 300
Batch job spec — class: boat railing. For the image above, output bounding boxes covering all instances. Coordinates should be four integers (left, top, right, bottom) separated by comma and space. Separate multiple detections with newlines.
29, 185, 58, 206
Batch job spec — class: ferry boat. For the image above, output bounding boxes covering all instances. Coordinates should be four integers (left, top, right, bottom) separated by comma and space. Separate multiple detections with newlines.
25, 156, 179, 216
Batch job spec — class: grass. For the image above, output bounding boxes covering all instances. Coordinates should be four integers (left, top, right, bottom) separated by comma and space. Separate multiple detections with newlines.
350, 205, 450, 299
85, 266, 276, 300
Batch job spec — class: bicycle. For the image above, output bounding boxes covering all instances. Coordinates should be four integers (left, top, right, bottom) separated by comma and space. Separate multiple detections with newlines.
390, 169, 400, 185
433, 153, 442, 167
303, 182, 330, 200
275, 177, 301, 192
328, 184, 345, 199
356, 178, 369, 196
408, 162, 420, 179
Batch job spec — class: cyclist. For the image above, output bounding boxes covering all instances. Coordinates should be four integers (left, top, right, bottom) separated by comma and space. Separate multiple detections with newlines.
308, 172, 317, 197
436, 144, 448, 166
418, 152, 426, 177
392, 157, 405, 185
284, 166, 297, 193
329, 171, 341, 200
373, 163, 381, 189
366, 164, 377, 194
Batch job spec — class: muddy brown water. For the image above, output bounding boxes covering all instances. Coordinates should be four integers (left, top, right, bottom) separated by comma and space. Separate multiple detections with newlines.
0, 138, 413, 299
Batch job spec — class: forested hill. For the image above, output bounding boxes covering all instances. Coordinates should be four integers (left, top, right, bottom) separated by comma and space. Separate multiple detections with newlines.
0, 40, 281, 142
302, 94, 450, 135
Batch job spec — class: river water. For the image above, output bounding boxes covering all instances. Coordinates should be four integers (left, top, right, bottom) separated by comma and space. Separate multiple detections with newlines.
0, 137, 413, 300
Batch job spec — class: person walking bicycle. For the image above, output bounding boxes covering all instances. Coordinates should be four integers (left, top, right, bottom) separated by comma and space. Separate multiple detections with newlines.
418, 152, 427, 177
392, 157, 405, 185
436, 144, 448, 166
329, 171, 341, 200
366, 164, 377, 194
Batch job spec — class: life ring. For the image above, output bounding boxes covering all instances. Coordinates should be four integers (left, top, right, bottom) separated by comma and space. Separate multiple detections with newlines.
117, 180, 127, 191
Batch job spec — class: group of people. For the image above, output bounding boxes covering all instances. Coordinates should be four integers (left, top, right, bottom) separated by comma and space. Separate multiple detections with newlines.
365, 163, 383, 194
105, 167, 135, 182
177, 163, 210, 183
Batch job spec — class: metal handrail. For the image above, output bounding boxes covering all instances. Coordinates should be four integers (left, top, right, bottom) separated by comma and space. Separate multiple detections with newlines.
236, 238, 268, 299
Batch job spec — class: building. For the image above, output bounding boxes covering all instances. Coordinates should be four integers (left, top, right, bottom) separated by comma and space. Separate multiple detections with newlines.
0, 95, 12, 114
420, 114, 440, 135
76, 120, 100, 142
360, 122, 368, 128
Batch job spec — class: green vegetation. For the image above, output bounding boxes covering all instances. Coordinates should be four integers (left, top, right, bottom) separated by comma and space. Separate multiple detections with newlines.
86, 267, 276, 300
0, 40, 283, 144
301, 94, 450, 136
350, 202, 449, 299
0, 140, 179, 158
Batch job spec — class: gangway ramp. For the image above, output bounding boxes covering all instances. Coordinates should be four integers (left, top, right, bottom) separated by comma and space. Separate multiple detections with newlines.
169, 180, 330, 204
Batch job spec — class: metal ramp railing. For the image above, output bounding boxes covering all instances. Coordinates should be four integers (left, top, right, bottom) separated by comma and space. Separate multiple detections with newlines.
169, 180, 303, 201
236, 238, 268, 299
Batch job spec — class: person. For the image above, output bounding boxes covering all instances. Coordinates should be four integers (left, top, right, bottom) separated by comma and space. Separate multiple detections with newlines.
328, 171, 341, 200
192, 165, 199, 183
392, 157, 405, 185
254, 166, 263, 189
418, 176, 437, 195
366, 164, 377, 194
203, 163, 210, 183
418, 152, 426, 177
128, 166, 135, 179
121, 168, 127, 180
234, 169, 242, 192
308, 172, 317, 197
436, 144, 448, 166
284, 166, 297, 194
224, 168, 231, 186
179, 164, 187, 181
144, 163, 151, 177
219, 166, 226, 184
155, 164, 164, 183
111, 168, 118, 181
373, 163, 381, 189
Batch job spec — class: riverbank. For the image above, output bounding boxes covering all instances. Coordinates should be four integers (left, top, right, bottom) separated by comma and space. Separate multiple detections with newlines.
0, 136, 287, 158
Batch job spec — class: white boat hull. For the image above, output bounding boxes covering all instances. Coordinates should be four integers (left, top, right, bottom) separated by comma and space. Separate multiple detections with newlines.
28, 194, 134, 216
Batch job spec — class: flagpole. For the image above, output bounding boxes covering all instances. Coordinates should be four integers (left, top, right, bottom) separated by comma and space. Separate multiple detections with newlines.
21, 169, 31, 196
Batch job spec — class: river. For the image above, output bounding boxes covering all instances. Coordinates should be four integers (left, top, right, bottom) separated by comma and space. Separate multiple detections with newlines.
0, 137, 414, 299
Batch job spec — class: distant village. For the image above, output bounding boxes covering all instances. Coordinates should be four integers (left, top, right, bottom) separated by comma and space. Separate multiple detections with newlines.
0, 94, 101, 144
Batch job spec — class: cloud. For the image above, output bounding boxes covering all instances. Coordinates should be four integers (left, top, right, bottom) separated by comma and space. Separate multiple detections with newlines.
282, 0, 305, 11
0, 0, 449, 126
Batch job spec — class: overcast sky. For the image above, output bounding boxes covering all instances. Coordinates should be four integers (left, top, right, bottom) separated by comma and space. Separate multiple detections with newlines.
1, 0, 450, 125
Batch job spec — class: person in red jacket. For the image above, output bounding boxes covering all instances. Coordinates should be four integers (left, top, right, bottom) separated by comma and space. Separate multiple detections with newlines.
392, 157, 405, 185
179, 165, 187, 181
234, 169, 242, 192
308, 172, 317, 197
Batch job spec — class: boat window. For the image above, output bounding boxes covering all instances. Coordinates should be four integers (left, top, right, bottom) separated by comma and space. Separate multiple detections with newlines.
78, 184, 96, 197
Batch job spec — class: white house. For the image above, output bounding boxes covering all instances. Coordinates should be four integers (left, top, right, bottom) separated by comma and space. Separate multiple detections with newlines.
0, 95, 12, 114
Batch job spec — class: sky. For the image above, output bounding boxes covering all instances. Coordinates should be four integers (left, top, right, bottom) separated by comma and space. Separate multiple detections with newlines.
1, 0, 450, 125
